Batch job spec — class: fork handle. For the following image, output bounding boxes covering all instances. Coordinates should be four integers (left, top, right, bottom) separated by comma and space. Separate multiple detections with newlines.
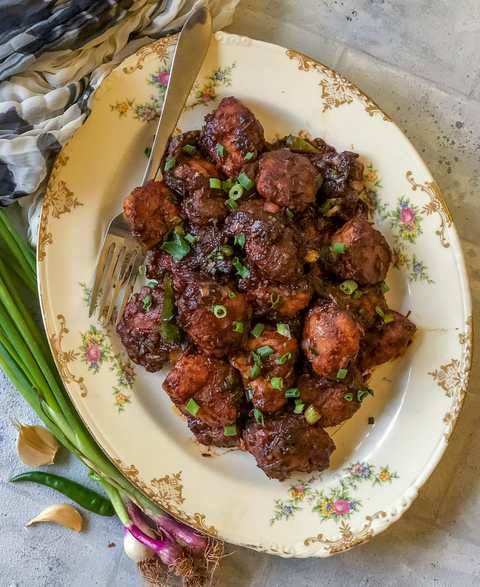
142, 2, 212, 185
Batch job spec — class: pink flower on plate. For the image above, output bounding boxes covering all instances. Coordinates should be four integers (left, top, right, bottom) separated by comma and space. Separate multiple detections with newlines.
399, 206, 415, 226
155, 70, 170, 86
333, 499, 351, 515
85, 343, 101, 365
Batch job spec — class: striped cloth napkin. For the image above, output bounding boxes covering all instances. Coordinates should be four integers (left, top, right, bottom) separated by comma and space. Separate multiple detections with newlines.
0, 0, 239, 241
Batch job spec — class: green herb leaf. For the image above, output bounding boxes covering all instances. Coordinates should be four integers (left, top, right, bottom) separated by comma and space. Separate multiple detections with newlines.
330, 242, 347, 254
185, 398, 200, 416
276, 352, 292, 365
234, 233, 246, 248
164, 157, 176, 172
161, 231, 191, 262
212, 304, 227, 318
256, 345, 274, 358
223, 424, 237, 437
232, 321, 244, 333
142, 294, 152, 311
336, 368, 348, 380
285, 387, 299, 398
305, 404, 321, 424
232, 257, 250, 279
271, 377, 284, 390
276, 323, 291, 338
251, 323, 264, 338
238, 172, 254, 190
182, 144, 197, 156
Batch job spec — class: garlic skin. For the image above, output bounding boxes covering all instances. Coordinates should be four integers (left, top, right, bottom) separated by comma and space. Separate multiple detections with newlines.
123, 530, 155, 562
16, 423, 59, 466
27, 504, 83, 532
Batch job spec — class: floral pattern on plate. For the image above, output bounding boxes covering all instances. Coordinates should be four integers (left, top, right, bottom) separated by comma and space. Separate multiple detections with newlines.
271, 462, 399, 525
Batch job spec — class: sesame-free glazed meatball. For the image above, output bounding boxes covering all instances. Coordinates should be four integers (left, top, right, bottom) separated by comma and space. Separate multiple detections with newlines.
246, 278, 313, 320
243, 412, 335, 480
302, 301, 363, 379
231, 325, 298, 414
116, 285, 182, 372
329, 215, 392, 285
187, 417, 241, 448
225, 200, 305, 284
325, 283, 388, 328
123, 181, 181, 250
359, 310, 416, 371
165, 157, 227, 226
297, 373, 362, 428
256, 149, 318, 211
163, 352, 243, 427
199, 97, 265, 177
177, 279, 251, 357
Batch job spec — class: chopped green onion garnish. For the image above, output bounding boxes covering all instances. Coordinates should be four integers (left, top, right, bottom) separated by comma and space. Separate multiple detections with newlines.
285, 134, 320, 153
285, 387, 299, 398
383, 313, 395, 324
184, 233, 196, 244
160, 322, 181, 343
225, 199, 238, 210
286, 208, 294, 220
256, 345, 274, 358
161, 274, 175, 322
253, 408, 264, 425
142, 294, 152, 311
174, 224, 185, 235
330, 242, 347, 254
244, 151, 255, 161
270, 291, 282, 309
276, 352, 292, 365
221, 244, 234, 256
182, 144, 197, 155
319, 198, 336, 215
223, 424, 237, 436
164, 157, 176, 172
357, 389, 370, 402
146, 279, 159, 288
336, 368, 348, 380
238, 172, 254, 190
161, 230, 191, 261
185, 398, 200, 416
375, 305, 385, 318
144, 147, 152, 158
234, 233, 246, 248
250, 363, 261, 379
305, 404, 321, 424
212, 304, 227, 318
232, 257, 250, 279
246, 387, 254, 401
216, 143, 225, 158
222, 178, 234, 192
209, 177, 222, 189
368, 416, 375, 425
381, 281, 390, 293
232, 321, 244, 333
251, 323, 265, 338
229, 183, 244, 200
294, 400, 305, 414
352, 289, 364, 299
271, 377, 284, 390
339, 280, 358, 295
228, 290, 237, 299
344, 393, 354, 402
276, 323, 291, 338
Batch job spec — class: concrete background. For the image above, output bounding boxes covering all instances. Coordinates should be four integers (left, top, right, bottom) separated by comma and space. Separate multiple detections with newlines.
1, 1, 479, 585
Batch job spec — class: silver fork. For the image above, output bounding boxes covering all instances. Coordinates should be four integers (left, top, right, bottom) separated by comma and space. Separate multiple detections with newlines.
89, 0, 212, 324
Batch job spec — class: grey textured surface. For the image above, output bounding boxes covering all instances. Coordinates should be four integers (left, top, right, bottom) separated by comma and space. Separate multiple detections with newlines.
1, 1, 480, 585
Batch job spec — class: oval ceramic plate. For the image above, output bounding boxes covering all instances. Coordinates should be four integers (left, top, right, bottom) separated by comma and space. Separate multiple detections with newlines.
38, 32, 472, 557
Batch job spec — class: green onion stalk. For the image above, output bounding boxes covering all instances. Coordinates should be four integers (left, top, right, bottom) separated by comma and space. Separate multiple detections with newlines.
0, 209, 221, 586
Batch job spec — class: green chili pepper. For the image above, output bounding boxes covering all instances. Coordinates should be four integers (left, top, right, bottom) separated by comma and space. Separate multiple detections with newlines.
10, 471, 114, 516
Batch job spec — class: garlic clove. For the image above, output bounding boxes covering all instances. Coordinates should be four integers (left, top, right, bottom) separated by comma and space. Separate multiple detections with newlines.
16, 423, 59, 466
26, 504, 83, 532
